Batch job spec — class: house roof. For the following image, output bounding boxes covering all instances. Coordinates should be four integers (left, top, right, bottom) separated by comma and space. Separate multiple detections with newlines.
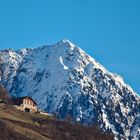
11, 96, 37, 105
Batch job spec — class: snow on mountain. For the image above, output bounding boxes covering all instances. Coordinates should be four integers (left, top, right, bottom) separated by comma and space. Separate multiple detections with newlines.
0, 40, 140, 139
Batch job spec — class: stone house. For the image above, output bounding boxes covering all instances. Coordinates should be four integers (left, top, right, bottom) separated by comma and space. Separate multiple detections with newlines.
12, 96, 37, 113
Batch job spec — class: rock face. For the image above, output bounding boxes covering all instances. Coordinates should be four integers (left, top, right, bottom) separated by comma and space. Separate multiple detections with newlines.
0, 40, 140, 139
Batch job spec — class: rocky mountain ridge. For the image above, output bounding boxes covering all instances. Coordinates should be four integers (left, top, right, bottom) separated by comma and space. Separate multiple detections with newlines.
0, 40, 140, 139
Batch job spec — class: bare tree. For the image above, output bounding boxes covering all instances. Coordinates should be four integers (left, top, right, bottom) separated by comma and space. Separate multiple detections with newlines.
0, 84, 10, 103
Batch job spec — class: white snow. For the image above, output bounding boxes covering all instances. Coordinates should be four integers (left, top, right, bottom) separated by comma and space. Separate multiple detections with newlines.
59, 56, 69, 70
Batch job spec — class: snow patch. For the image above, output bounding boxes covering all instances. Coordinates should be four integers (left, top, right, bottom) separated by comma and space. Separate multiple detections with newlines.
59, 56, 68, 70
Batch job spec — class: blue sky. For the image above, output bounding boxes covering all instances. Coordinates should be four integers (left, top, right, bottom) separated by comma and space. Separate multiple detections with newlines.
0, 0, 140, 94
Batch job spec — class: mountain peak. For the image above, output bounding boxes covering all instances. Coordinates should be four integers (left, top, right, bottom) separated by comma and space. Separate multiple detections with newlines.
58, 39, 73, 44
0, 41, 140, 139
55, 39, 75, 49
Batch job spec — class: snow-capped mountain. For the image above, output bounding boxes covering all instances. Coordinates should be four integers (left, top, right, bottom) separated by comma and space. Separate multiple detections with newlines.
0, 40, 140, 139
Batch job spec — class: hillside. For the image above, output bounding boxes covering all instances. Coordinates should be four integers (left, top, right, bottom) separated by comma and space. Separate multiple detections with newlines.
0, 104, 113, 140
0, 40, 140, 139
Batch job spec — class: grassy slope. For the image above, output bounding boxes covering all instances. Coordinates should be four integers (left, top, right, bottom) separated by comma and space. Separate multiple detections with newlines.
0, 104, 114, 140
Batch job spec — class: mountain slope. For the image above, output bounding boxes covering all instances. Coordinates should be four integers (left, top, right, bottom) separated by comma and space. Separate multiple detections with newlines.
0, 40, 140, 139
0, 104, 113, 140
